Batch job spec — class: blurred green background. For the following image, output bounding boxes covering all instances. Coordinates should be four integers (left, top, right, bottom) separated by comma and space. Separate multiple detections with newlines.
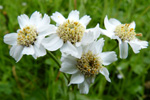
0, 0, 150, 100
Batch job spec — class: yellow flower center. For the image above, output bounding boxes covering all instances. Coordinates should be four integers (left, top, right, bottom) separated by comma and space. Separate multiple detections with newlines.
57, 19, 85, 44
76, 51, 102, 77
17, 26, 38, 47
114, 24, 136, 41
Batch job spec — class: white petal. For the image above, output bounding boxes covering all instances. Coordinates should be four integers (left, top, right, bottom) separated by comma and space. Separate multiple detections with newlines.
41, 14, 50, 25
61, 53, 76, 61
76, 46, 83, 58
42, 34, 63, 51
92, 24, 101, 39
104, 16, 116, 32
34, 36, 45, 48
68, 10, 79, 21
119, 41, 128, 59
83, 42, 96, 54
60, 59, 78, 74
84, 38, 104, 55
112, 35, 122, 43
79, 15, 91, 27
129, 39, 148, 53
129, 21, 136, 29
69, 71, 84, 85
85, 24, 101, 41
17, 14, 30, 29
81, 31, 95, 45
100, 28, 115, 38
117, 74, 123, 79
100, 67, 111, 82
94, 38, 104, 54
38, 25, 57, 36
78, 80, 90, 94
22, 45, 34, 55
100, 51, 117, 65
109, 18, 121, 27
60, 41, 81, 58
10, 45, 24, 62
51, 12, 66, 25
30, 11, 42, 26
32, 55, 37, 59
86, 77, 95, 84
36, 14, 50, 29
34, 44, 46, 57
75, 42, 81, 47
4, 33, 17, 45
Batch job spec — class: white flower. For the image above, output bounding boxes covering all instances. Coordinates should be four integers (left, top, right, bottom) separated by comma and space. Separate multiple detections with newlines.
60, 38, 117, 94
0, 5, 3, 10
100, 16, 148, 59
42, 10, 101, 58
4, 11, 56, 62
22, 2, 27, 6
117, 74, 123, 79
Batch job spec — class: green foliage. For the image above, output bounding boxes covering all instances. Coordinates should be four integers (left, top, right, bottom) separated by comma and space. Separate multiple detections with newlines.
0, 0, 150, 100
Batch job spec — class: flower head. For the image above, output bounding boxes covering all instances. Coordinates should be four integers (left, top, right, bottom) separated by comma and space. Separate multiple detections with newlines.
4, 11, 55, 62
42, 10, 101, 58
101, 16, 148, 59
60, 38, 117, 94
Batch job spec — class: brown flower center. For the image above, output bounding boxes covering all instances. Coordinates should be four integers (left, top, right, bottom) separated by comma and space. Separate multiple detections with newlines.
76, 51, 102, 77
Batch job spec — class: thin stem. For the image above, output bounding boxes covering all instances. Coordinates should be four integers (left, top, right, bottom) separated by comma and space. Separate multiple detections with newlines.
74, 0, 77, 10
48, 51, 61, 67
111, 40, 118, 51
12, 66, 25, 100
55, 71, 61, 81
47, 51, 69, 81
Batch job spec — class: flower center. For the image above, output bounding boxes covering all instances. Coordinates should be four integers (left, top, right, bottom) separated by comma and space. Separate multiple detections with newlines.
17, 26, 38, 47
57, 19, 85, 44
114, 24, 136, 41
76, 51, 102, 77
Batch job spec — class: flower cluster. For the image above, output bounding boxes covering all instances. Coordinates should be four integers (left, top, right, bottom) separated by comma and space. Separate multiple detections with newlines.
3, 10, 148, 94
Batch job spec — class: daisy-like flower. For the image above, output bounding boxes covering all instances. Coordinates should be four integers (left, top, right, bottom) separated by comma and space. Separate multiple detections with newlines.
42, 10, 100, 58
100, 16, 148, 59
4, 11, 56, 62
60, 38, 117, 94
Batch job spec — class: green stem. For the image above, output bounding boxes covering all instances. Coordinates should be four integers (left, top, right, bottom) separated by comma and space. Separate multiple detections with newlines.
111, 40, 118, 51
48, 51, 61, 67
47, 51, 69, 81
